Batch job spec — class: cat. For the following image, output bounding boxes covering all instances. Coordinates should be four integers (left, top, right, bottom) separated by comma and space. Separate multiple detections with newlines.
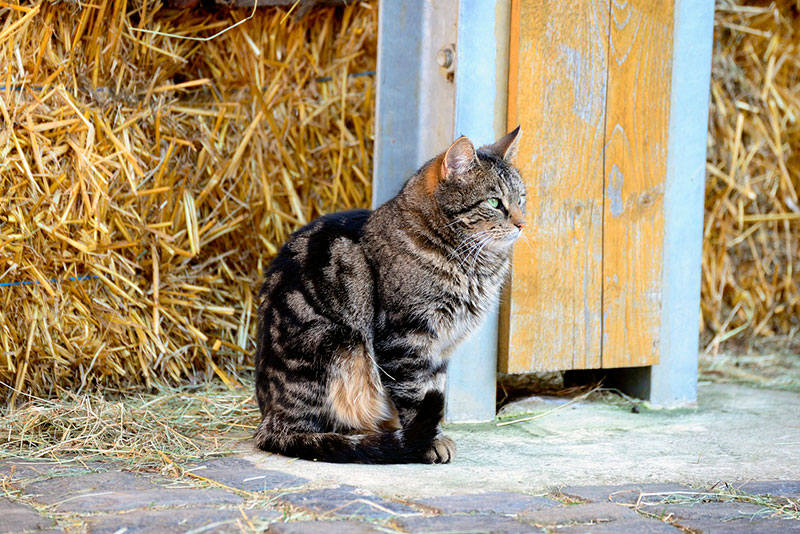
254, 127, 526, 464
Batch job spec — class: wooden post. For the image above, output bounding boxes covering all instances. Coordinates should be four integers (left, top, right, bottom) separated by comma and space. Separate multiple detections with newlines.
502, 0, 607, 372
567, 0, 713, 405
601, 0, 674, 369
375, 0, 713, 415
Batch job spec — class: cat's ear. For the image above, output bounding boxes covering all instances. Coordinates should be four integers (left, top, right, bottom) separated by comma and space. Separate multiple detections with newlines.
482, 126, 521, 163
442, 136, 478, 178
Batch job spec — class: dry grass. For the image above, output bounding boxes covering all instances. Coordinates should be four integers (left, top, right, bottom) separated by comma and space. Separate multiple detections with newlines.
0, 378, 259, 470
700, 349, 800, 392
0, 0, 376, 399
1, 0, 798, 403
703, 0, 800, 352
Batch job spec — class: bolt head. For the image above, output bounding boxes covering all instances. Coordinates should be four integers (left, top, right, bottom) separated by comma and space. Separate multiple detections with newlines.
437, 48, 454, 68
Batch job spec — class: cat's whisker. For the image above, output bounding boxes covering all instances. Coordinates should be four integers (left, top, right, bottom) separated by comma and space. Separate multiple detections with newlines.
366, 350, 396, 382
518, 231, 533, 250
463, 235, 493, 270
457, 235, 489, 266
449, 231, 491, 262
471, 238, 493, 270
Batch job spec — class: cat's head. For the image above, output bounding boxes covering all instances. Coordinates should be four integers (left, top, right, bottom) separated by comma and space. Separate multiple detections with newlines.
425, 127, 526, 252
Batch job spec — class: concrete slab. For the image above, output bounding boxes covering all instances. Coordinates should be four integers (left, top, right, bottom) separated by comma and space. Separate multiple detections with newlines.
242, 383, 800, 498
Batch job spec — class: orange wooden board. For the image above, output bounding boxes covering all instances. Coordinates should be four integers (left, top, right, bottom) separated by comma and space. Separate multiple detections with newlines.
501, 0, 674, 373
601, 0, 674, 368
501, 0, 608, 372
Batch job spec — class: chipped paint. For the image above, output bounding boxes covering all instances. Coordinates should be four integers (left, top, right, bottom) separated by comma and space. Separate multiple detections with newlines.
607, 163, 624, 217
559, 43, 608, 125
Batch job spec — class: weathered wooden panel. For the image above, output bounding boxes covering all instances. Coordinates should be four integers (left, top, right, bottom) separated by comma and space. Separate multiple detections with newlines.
601, 0, 674, 368
501, 0, 608, 372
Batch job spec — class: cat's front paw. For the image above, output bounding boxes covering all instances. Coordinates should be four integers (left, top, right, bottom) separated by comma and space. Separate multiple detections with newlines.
424, 435, 456, 464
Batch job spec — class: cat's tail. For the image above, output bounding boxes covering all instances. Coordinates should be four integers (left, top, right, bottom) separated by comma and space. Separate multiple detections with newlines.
254, 391, 443, 464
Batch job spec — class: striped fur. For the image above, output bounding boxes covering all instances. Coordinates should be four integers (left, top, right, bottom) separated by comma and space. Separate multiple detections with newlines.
255, 129, 525, 463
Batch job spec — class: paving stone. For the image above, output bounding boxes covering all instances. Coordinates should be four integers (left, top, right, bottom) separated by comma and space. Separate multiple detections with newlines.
558, 484, 697, 505
0, 498, 54, 533
26, 471, 153, 497
419, 491, 559, 515
670, 518, 800, 534
660, 501, 769, 522
0, 459, 107, 483
24, 471, 242, 512
87, 507, 281, 534
265, 520, 382, 534
734, 480, 800, 498
185, 457, 308, 492
522, 502, 638, 525
554, 518, 682, 533
658, 500, 800, 533
278, 486, 416, 519
394, 514, 534, 534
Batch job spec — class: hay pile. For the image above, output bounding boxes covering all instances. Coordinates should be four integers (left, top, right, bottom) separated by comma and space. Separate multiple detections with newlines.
704, 0, 800, 351
2, 0, 797, 402
0, 0, 376, 400
0, 379, 259, 468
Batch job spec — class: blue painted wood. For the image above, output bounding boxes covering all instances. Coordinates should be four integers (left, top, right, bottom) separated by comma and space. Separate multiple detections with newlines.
650, 0, 715, 406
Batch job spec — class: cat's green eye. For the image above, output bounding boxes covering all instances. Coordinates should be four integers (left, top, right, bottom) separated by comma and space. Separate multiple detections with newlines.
487, 197, 501, 209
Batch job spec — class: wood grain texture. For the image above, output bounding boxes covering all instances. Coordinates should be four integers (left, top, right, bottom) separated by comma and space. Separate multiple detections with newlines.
501, 0, 609, 372
601, 0, 674, 368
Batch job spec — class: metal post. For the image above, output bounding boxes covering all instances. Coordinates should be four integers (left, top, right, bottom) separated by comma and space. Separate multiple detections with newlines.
374, 0, 510, 422
650, 0, 715, 406
372, 0, 457, 205
444, 0, 512, 422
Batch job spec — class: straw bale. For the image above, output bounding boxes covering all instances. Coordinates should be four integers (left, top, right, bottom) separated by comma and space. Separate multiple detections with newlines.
0, 0, 376, 399
2, 0, 796, 401
704, 0, 800, 351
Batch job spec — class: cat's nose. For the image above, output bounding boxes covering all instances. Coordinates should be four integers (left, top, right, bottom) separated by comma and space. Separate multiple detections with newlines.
514, 221, 526, 230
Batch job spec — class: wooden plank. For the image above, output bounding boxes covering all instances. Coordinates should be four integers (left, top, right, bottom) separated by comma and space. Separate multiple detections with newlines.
501, 0, 608, 372
601, 0, 674, 368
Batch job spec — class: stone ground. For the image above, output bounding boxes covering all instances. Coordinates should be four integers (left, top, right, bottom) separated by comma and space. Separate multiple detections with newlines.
2, 382, 799, 533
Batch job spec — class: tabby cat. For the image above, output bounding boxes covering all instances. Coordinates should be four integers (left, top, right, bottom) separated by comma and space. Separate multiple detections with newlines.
254, 128, 526, 464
